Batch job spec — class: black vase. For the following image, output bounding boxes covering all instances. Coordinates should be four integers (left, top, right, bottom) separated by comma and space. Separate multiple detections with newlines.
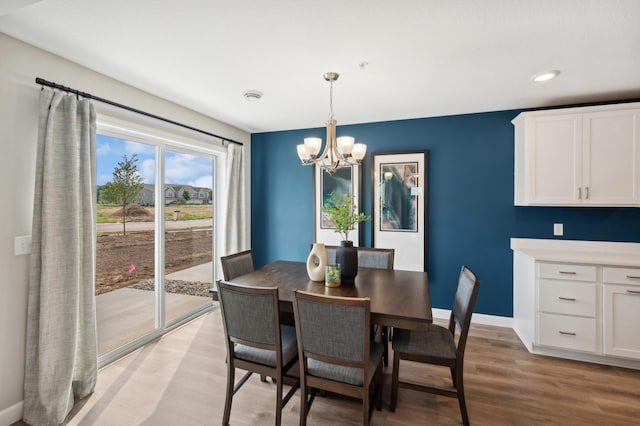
336, 240, 358, 284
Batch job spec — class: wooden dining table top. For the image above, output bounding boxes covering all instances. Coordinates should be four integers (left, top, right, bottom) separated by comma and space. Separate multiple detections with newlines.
219, 260, 432, 330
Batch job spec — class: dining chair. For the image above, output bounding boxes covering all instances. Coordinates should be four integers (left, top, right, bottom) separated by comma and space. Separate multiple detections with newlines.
356, 247, 394, 270
357, 247, 395, 366
217, 281, 300, 426
309, 244, 338, 264
220, 249, 254, 280
390, 265, 480, 425
292, 290, 384, 426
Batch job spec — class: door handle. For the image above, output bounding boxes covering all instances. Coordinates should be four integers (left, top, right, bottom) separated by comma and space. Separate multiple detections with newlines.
558, 296, 576, 301
559, 331, 577, 336
585, 187, 589, 199
578, 187, 582, 199
559, 271, 577, 275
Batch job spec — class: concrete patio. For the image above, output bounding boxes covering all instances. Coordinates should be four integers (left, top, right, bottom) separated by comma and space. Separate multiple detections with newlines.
96, 262, 214, 355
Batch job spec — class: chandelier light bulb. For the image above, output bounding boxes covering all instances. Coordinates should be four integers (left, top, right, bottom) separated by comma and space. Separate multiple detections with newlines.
336, 136, 355, 155
303, 137, 322, 157
296, 144, 311, 161
351, 143, 367, 161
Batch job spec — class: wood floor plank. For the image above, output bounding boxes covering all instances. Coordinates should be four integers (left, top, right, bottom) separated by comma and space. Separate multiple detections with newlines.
13, 308, 640, 425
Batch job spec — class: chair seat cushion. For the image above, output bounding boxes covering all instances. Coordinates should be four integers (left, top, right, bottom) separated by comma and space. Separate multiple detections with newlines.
392, 325, 456, 360
234, 325, 297, 367
307, 342, 383, 386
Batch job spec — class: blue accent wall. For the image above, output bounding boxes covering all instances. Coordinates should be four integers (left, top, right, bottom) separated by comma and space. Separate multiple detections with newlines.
251, 109, 640, 317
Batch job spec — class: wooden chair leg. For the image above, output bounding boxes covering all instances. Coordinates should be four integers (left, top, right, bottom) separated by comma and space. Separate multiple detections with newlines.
275, 378, 283, 426
456, 366, 469, 426
390, 352, 400, 412
450, 366, 457, 388
375, 364, 383, 411
381, 326, 389, 367
299, 384, 307, 426
363, 391, 369, 426
223, 363, 235, 425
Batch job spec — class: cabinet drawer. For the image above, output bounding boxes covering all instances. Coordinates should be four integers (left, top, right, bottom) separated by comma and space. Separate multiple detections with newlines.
537, 313, 596, 352
602, 267, 640, 286
538, 262, 596, 282
538, 280, 596, 317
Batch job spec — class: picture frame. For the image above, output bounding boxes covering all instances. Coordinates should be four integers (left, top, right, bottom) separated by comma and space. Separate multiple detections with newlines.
371, 151, 428, 271
314, 164, 362, 246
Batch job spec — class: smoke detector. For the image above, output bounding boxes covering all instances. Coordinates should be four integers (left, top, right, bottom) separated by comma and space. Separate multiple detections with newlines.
242, 90, 263, 101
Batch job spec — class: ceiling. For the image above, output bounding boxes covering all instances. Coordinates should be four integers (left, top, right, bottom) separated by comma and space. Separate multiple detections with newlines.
1, 0, 640, 134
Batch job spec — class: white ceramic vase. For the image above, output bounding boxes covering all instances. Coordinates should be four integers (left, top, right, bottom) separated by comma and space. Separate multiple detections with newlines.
306, 243, 328, 281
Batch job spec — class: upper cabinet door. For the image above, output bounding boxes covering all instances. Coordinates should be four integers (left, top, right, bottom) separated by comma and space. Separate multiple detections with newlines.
525, 114, 582, 205
583, 109, 640, 205
513, 103, 640, 207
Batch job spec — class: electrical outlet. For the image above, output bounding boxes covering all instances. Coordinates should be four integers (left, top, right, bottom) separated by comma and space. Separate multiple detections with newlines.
553, 223, 563, 236
14, 235, 32, 255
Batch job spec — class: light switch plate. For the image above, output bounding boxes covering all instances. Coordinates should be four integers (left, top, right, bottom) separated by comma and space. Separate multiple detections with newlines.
14, 235, 32, 255
553, 223, 563, 236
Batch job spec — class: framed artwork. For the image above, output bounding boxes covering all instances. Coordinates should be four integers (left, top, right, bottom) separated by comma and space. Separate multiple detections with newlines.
314, 164, 362, 246
371, 151, 428, 271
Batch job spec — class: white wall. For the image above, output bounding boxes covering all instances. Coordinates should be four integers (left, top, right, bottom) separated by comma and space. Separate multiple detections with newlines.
0, 32, 251, 425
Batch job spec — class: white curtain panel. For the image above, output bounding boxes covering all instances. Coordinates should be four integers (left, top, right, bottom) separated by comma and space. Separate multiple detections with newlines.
224, 142, 246, 254
24, 89, 98, 426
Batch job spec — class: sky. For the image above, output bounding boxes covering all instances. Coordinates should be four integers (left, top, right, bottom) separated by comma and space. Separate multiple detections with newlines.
97, 134, 213, 189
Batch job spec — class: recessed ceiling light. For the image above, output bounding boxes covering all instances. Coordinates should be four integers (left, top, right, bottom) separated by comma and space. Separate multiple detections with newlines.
532, 70, 561, 83
242, 90, 263, 101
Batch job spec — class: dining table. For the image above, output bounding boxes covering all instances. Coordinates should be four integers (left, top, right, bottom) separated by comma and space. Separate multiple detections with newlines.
213, 260, 432, 330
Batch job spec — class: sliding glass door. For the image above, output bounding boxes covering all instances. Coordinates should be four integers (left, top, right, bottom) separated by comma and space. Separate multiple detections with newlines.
95, 130, 217, 360
164, 149, 214, 324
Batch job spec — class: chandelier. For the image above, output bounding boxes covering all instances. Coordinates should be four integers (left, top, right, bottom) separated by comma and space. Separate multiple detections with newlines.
296, 72, 367, 174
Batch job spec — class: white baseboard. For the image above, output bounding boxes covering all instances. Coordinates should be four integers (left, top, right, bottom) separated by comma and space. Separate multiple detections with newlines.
0, 400, 23, 426
432, 308, 514, 328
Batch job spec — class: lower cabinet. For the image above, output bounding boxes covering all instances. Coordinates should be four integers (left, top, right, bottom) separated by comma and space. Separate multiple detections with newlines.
512, 239, 640, 369
536, 262, 598, 353
603, 267, 640, 360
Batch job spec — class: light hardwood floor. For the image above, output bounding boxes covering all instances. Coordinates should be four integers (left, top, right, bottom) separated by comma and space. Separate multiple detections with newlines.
16, 308, 640, 425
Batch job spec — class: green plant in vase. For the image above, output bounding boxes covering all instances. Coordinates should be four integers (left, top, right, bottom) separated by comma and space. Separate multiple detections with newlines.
322, 193, 371, 242
322, 192, 371, 283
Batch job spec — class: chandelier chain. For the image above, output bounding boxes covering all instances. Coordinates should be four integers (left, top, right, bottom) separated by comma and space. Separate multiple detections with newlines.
329, 80, 334, 120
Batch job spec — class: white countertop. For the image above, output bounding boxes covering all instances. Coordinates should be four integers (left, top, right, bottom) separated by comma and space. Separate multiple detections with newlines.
511, 238, 640, 267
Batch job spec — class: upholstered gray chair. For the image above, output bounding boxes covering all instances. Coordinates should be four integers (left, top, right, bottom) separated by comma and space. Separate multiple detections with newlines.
218, 281, 299, 426
357, 247, 395, 366
357, 247, 394, 270
390, 266, 480, 426
309, 244, 338, 264
292, 290, 383, 426
220, 249, 254, 281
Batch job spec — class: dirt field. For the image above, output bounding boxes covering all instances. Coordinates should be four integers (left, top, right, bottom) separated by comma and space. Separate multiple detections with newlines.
96, 229, 212, 295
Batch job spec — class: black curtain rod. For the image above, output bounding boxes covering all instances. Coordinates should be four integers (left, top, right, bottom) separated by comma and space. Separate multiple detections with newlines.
35, 77, 243, 146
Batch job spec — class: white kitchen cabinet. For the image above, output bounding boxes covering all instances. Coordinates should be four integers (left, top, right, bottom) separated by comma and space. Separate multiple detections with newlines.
512, 238, 640, 370
603, 267, 640, 360
535, 262, 597, 353
513, 103, 640, 206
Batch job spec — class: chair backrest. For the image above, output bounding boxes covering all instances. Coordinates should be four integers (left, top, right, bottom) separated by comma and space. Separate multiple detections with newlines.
218, 281, 279, 351
220, 249, 254, 281
310, 244, 338, 264
449, 266, 480, 358
293, 290, 370, 368
357, 247, 394, 270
